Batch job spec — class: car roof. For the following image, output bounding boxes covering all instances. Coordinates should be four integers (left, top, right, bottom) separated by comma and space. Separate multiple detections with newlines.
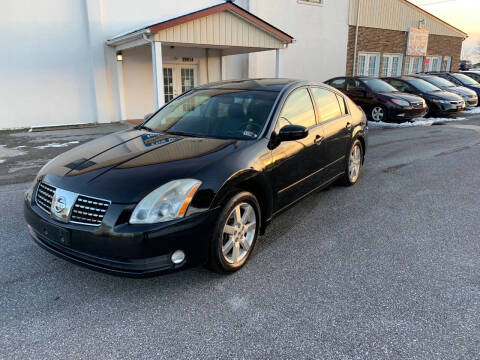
196, 78, 306, 91
385, 76, 417, 80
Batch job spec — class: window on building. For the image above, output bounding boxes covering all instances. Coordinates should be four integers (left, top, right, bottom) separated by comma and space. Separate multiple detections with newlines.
310, 87, 342, 122
381, 54, 403, 77
404, 56, 423, 75
443, 56, 452, 72
357, 53, 380, 77
425, 56, 442, 72
277, 88, 316, 130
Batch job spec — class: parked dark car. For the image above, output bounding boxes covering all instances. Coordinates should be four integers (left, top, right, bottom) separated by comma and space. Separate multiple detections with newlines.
411, 74, 478, 108
24, 79, 368, 277
461, 71, 480, 83
428, 72, 480, 104
383, 76, 465, 116
324, 76, 427, 122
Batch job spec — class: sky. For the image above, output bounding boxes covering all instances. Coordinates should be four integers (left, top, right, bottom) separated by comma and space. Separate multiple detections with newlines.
409, 0, 480, 62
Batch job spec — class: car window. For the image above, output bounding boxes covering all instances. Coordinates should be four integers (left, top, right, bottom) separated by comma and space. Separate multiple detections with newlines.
310, 87, 343, 122
145, 89, 279, 140
451, 73, 479, 86
388, 79, 410, 92
328, 78, 346, 90
362, 79, 398, 92
336, 94, 348, 115
276, 88, 316, 130
347, 78, 363, 91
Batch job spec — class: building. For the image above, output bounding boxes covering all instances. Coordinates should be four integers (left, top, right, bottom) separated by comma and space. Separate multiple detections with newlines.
347, 0, 467, 77
0, 0, 465, 130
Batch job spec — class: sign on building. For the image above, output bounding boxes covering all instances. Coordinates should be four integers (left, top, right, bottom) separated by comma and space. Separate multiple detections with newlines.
406, 28, 429, 56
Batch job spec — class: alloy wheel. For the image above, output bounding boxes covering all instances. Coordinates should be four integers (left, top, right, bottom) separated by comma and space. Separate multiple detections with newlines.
348, 144, 362, 183
371, 106, 384, 122
221, 202, 257, 265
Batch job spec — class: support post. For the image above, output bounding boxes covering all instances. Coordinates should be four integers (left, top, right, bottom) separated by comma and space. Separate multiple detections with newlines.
275, 49, 280, 78
151, 41, 165, 109
116, 55, 126, 121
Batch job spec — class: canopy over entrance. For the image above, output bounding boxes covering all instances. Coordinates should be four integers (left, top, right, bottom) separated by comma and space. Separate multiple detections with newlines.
106, 1, 294, 121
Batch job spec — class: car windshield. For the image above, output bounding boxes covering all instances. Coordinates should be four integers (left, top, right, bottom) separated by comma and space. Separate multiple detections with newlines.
362, 79, 398, 93
424, 76, 456, 88
451, 73, 479, 86
143, 89, 279, 140
406, 78, 442, 92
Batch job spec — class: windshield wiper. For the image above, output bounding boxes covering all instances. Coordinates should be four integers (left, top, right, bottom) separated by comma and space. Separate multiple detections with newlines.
137, 124, 155, 132
166, 131, 203, 138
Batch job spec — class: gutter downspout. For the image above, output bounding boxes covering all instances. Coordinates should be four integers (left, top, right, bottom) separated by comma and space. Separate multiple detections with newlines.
352, 0, 361, 76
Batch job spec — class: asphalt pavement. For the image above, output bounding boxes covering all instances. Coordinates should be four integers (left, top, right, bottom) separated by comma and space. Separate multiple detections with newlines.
1, 116, 480, 359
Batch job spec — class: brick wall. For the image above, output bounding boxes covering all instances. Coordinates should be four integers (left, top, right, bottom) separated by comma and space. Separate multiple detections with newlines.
345, 25, 463, 76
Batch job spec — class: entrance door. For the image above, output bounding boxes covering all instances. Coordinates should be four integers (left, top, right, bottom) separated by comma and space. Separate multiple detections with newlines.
425, 56, 441, 72
357, 53, 380, 77
162, 64, 198, 103
381, 54, 402, 77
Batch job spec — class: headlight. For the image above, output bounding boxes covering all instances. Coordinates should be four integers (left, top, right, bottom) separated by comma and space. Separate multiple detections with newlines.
391, 99, 410, 107
25, 179, 38, 202
130, 179, 201, 224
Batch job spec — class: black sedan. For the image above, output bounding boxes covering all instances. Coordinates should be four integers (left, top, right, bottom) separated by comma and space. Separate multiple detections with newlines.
324, 76, 427, 123
24, 79, 368, 277
383, 76, 465, 116
411, 74, 478, 108
429, 72, 480, 104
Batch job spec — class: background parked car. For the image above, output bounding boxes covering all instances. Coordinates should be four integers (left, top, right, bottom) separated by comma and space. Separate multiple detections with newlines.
428, 72, 480, 104
411, 74, 478, 108
460, 70, 480, 83
324, 77, 426, 123
459, 60, 473, 71
383, 76, 465, 116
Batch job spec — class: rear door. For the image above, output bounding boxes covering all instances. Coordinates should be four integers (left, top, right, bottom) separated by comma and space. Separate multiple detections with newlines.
310, 87, 351, 180
269, 87, 325, 211
345, 78, 370, 110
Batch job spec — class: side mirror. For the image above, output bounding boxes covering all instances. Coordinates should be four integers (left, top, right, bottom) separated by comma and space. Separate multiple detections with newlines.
278, 124, 309, 142
144, 113, 153, 121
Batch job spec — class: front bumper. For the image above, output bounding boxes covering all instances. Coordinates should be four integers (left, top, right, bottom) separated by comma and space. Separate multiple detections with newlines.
430, 102, 466, 114
388, 107, 427, 122
24, 197, 219, 277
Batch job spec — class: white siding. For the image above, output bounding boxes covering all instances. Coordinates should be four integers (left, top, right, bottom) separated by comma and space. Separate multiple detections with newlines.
349, 0, 465, 38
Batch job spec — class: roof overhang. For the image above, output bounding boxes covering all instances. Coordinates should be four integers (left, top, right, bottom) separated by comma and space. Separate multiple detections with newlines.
106, 1, 293, 50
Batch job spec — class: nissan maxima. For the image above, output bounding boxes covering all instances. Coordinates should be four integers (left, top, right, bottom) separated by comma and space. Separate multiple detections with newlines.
24, 79, 367, 277
324, 76, 427, 123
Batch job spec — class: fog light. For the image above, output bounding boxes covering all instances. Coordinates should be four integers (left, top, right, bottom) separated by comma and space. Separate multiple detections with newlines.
171, 250, 185, 264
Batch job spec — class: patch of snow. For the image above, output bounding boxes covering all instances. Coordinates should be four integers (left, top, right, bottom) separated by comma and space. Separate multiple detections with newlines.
369, 116, 466, 128
462, 107, 480, 114
34, 141, 80, 150
0, 159, 5, 164
0, 144, 27, 158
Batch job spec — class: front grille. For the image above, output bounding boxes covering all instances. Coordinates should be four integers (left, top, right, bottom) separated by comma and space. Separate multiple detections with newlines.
71, 195, 110, 225
450, 100, 463, 105
36, 182, 55, 213
412, 102, 424, 109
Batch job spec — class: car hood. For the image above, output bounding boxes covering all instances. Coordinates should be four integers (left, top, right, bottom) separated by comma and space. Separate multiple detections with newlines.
442, 86, 477, 97
39, 129, 242, 203
425, 90, 463, 101
377, 92, 423, 103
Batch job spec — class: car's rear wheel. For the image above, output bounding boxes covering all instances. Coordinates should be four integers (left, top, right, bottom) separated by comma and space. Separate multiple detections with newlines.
371, 105, 386, 122
342, 139, 363, 186
207, 191, 260, 273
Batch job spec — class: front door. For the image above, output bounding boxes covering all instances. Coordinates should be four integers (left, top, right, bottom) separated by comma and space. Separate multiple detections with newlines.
269, 87, 325, 212
162, 64, 198, 103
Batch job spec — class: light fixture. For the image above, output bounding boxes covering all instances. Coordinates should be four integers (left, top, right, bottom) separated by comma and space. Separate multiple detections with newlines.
116, 51, 123, 61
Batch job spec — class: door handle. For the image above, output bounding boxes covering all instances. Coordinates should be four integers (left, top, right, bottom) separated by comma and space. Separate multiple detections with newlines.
346, 122, 352, 130
314, 135, 324, 145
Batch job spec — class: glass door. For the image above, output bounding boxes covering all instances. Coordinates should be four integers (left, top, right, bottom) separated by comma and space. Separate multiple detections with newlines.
381, 54, 402, 77
357, 53, 380, 77
163, 64, 198, 102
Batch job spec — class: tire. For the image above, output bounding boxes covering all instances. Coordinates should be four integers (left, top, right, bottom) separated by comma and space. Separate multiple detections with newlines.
207, 191, 261, 273
342, 139, 363, 186
371, 105, 387, 122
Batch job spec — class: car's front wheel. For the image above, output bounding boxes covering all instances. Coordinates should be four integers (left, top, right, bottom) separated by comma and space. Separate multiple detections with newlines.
342, 139, 363, 186
371, 105, 387, 122
207, 191, 260, 273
